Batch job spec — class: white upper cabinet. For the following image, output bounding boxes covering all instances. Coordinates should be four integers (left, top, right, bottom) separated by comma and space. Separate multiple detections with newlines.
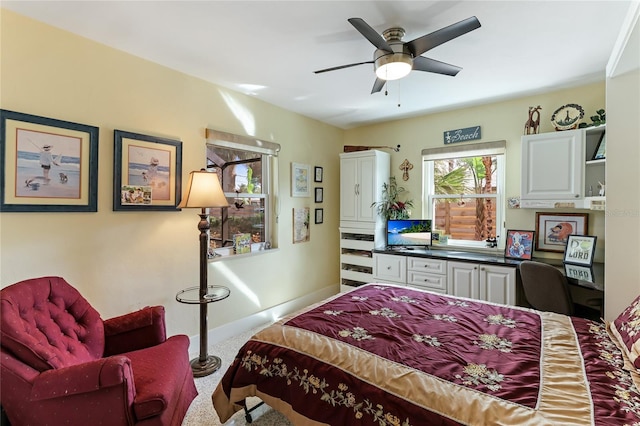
340, 150, 390, 225
520, 129, 585, 207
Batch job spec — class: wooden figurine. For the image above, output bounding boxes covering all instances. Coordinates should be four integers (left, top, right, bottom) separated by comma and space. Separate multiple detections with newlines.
524, 105, 542, 135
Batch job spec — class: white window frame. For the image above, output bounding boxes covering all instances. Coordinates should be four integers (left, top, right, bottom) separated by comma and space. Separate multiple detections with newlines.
422, 141, 506, 251
206, 129, 280, 253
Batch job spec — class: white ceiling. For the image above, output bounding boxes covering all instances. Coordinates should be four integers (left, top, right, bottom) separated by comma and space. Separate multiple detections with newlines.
2, 1, 635, 129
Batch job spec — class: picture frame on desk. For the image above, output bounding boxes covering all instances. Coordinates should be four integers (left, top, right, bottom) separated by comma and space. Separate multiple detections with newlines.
563, 235, 597, 266
592, 132, 606, 160
535, 212, 588, 253
504, 229, 535, 260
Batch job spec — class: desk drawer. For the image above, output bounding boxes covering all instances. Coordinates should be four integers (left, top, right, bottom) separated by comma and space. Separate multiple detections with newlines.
407, 258, 446, 275
408, 271, 447, 292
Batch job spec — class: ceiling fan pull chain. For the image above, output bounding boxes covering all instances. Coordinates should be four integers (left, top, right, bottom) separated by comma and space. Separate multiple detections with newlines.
397, 80, 401, 108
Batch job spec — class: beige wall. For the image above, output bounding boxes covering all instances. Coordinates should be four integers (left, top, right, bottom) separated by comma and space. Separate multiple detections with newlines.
344, 83, 607, 263
0, 10, 343, 337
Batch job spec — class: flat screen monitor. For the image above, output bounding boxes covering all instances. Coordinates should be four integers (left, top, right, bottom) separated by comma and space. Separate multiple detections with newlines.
386, 219, 432, 249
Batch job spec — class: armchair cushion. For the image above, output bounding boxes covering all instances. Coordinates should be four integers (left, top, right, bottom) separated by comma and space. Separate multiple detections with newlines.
127, 335, 192, 420
104, 306, 167, 356
0, 276, 104, 371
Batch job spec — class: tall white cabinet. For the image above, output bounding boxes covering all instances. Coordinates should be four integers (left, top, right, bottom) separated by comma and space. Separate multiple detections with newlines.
339, 150, 390, 291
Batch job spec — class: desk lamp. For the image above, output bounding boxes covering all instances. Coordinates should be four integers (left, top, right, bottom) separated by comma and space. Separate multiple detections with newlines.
178, 169, 229, 376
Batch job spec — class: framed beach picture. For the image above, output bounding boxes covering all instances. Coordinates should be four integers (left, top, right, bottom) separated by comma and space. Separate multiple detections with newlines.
504, 229, 535, 260
113, 130, 182, 211
0, 109, 99, 212
291, 162, 311, 197
563, 235, 597, 266
535, 212, 588, 253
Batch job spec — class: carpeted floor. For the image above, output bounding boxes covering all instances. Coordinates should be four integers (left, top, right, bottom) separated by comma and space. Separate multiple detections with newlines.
181, 324, 292, 425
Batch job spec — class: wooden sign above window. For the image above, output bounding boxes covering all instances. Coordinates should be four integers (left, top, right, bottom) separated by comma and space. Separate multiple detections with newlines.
444, 126, 481, 145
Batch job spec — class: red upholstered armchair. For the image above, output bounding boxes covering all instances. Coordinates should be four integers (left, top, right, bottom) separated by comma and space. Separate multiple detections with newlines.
0, 276, 198, 426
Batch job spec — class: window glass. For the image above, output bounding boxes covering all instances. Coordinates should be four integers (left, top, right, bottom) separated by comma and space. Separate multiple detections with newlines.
424, 151, 504, 248
205, 131, 279, 253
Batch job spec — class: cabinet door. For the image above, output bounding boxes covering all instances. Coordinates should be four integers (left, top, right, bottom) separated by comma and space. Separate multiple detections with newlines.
374, 254, 406, 284
521, 130, 584, 200
479, 265, 516, 305
447, 261, 479, 299
356, 155, 376, 222
340, 156, 359, 222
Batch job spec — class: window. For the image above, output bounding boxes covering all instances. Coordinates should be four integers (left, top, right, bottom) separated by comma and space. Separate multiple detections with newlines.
205, 129, 280, 252
422, 141, 505, 249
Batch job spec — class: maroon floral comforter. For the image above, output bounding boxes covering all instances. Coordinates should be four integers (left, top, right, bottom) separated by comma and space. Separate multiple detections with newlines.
213, 284, 640, 425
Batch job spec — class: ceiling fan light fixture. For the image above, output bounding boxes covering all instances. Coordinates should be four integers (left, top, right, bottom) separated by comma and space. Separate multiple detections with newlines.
375, 53, 412, 81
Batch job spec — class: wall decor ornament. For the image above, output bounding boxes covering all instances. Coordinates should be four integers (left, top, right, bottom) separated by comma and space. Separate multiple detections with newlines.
314, 166, 323, 183
113, 130, 182, 211
524, 105, 541, 135
315, 187, 323, 203
399, 159, 413, 181
293, 207, 310, 243
0, 109, 99, 212
551, 103, 585, 131
291, 162, 311, 197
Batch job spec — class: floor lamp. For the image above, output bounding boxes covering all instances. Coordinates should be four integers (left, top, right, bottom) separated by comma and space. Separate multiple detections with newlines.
178, 169, 229, 377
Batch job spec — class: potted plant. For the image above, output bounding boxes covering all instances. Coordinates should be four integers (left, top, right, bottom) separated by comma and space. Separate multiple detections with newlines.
371, 176, 414, 220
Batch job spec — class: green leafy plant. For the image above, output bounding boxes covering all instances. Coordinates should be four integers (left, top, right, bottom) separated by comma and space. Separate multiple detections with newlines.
371, 176, 414, 220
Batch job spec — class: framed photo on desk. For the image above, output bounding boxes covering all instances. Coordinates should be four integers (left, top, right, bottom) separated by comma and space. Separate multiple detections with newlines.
563, 235, 597, 266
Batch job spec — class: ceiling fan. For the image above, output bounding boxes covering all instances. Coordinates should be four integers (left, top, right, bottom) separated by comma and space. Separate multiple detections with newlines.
314, 16, 481, 94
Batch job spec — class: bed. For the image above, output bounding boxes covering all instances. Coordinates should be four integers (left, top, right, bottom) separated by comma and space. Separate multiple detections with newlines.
213, 283, 640, 425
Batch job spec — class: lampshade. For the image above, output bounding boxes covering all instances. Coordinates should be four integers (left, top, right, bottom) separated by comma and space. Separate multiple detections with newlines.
178, 169, 229, 209
375, 53, 413, 81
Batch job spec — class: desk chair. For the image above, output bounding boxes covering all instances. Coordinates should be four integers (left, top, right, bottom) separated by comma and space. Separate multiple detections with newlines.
519, 260, 574, 315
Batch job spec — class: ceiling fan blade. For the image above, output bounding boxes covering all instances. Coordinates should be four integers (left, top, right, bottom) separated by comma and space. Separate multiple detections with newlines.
348, 17, 393, 52
406, 16, 481, 57
314, 61, 374, 74
371, 78, 386, 94
412, 56, 462, 76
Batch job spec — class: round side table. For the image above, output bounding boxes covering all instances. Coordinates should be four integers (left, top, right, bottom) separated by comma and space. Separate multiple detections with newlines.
176, 285, 230, 377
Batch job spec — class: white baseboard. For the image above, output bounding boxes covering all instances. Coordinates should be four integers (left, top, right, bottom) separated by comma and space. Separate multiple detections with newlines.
188, 284, 338, 354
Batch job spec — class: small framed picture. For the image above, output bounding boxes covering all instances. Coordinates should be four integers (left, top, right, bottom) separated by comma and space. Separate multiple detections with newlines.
563, 235, 597, 266
291, 162, 311, 197
314, 166, 323, 183
314, 187, 323, 203
592, 132, 606, 160
315, 208, 323, 224
504, 229, 535, 260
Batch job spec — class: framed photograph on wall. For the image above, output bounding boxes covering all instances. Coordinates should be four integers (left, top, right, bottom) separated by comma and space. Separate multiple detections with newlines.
535, 212, 588, 253
504, 229, 535, 260
314, 166, 323, 182
291, 162, 311, 197
0, 109, 99, 212
315, 208, 324, 224
293, 207, 310, 243
113, 130, 182, 211
563, 235, 597, 266
315, 187, 323, 203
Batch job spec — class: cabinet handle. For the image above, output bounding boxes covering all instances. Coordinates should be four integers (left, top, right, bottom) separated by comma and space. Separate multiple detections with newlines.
387, 266, 391, 270
355, 184, 360, 195
575, 194, 579, 198
480, 267, 485, 271
424, 265, 430, 268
